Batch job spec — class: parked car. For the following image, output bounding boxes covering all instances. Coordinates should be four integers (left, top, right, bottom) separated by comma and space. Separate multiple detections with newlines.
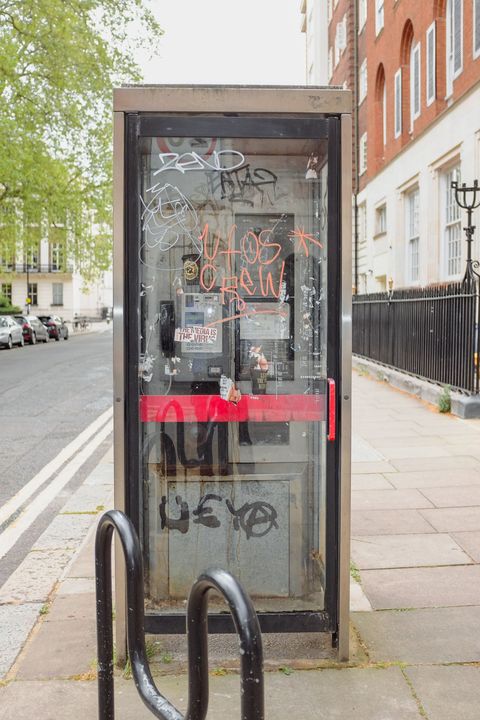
38, 315, 69, 341
0, 315, 24, 349
14, 315, 49, 345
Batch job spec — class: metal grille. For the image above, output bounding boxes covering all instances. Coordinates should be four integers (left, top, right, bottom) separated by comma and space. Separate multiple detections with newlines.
352, 283, 480, 394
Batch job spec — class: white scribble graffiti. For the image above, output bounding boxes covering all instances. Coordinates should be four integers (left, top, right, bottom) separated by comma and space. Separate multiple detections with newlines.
140, 183, 202, 259
153, 150, 246, 175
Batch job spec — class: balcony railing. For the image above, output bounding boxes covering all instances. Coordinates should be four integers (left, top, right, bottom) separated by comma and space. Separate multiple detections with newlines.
0, 263, 74, 274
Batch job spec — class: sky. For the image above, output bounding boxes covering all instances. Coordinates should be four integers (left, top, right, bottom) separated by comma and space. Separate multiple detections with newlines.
137, 0, 306, 86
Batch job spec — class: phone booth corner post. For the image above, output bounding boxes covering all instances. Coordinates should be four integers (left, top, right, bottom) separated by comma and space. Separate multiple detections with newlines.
112, 85, 352, 662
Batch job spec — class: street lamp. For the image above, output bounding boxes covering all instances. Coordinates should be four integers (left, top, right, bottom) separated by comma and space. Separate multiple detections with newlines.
451, 178, 480, 396
451, 179, 480, 287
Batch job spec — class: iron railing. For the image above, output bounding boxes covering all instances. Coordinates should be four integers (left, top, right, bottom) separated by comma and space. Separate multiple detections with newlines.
352, 283, 480, 394
95, 509, 264, 720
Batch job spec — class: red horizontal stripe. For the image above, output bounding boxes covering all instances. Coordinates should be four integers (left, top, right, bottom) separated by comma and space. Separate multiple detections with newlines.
139, 394, 325, 423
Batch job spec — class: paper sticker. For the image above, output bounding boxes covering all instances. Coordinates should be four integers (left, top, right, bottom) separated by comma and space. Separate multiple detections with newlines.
174, 326, 218, 344
220, 375, 241, 404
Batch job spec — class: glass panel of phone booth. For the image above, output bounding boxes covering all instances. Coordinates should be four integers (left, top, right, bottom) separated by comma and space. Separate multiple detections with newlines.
138, 136, 329, 612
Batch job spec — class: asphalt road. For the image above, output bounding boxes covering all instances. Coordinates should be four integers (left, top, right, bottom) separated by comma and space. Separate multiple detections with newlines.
0, 328, 113, 585
0, 328, 113, 503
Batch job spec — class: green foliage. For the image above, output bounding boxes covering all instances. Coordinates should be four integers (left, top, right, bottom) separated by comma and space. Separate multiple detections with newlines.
279, 666, 294, 676
0, 293, 20, 313
438, 385, 451, 414
0, 1, 163, 282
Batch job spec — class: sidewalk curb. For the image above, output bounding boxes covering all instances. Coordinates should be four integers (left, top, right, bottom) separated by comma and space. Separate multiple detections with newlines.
0, 444, 113, 680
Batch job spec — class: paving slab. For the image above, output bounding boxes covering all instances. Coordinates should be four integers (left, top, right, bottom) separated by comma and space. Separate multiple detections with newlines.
352, 606, 480, 663
385, 469, 480, 489
450, 531, 480, 561
0, 604, 42, 678
351, 489, 433, 511
405, 665, 480, 720
351, 509, 436, 536
351, 533, 471, 569
351, 474, 394, 490
360, 565, 480, 609
374, 445, 453, 459
351, 461, 398, 473
420, 485, 480, 507
14, 617, 97, 680
0, 548, 76, 604
420, 506, 480, 532
389, 455, 480, 472
32, 513, 94, 551
0, 667, 423, 720
44, 591, 96, 623
367, 435, 446, 448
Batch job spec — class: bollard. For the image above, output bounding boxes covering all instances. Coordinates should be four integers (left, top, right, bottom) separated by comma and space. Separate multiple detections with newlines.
95, 509, 264, 720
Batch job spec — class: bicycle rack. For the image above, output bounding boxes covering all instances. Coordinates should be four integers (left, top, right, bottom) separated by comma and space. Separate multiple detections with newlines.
95, 509, 264, 720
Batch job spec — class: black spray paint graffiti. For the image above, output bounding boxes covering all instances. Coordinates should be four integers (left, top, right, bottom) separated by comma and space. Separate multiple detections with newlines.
205, 165, 282, 207
159, 493, 278, 539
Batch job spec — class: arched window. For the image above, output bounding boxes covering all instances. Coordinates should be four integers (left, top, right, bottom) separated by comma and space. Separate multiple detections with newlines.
374, 64, 386, 161
397, 21, 414, 139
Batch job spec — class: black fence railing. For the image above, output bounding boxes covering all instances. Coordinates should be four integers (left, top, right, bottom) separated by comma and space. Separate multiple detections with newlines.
352, 283, 480, 394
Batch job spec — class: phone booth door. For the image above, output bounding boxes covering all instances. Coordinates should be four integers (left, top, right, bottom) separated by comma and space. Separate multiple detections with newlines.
118, 100, 350, 649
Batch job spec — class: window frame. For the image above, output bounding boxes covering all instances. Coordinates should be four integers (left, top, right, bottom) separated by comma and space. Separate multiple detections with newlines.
426, 22, 436, 106
375, 203, 387, 236
359, 0, 367, 32
394, 68, 402, 138
359, 59, 368, 104
446, 0, 463, 96
27, 282, 38, 306
405, 187, 420, 284
52, 282, 64, 306
359, 132, 367, 175
0, 282, 12, 303
375, 0, 384, 36
474, 0, 480, 59
441, 165, 462, 279
410, 42, 421, 125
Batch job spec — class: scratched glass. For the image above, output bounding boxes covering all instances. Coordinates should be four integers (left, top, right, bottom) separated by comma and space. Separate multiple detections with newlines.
138, 136, 329, 612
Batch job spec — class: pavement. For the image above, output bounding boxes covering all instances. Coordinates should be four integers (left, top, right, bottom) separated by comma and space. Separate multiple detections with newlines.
2, 369, 480, 719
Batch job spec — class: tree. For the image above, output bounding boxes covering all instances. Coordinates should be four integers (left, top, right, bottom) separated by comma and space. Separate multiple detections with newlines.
0, 1, 162, 282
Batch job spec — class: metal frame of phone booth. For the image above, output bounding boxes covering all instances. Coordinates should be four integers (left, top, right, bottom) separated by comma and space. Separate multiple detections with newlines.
113, 85, 352, 661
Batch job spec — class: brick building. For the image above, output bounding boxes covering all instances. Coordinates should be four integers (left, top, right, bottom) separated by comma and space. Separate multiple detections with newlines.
302, 0, 480, 293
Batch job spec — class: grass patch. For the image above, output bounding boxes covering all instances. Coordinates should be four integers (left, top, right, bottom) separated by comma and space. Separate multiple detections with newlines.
350, 561, 361, 584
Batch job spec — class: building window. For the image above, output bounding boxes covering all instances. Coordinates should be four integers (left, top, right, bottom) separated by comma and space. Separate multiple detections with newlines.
0, 245, 14, 271
335, 17, 346, 65
359, 133, 367, 175
394, 69, 402, 137
446, 0, 463, 96
359, 60, 367, 103
0, 283, 12, 303
24, 245, 39, 271
410, 42, 421, 125
52, 282, 63, 306
382, 81, 387, 146
50, 243, 65, 271
443, 166, 462, 277
375, 0, 384, 36
426, 23, 436, 105
406, 188, 420, 283
359, 0, 367, 32
27, 283, 38, 306
375, 204, 387, 235
474, 0, 480, 58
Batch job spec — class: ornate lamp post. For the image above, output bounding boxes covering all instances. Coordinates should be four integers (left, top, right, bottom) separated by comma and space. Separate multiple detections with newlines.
451, 179, 480, 287
451, 179, 480, 394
